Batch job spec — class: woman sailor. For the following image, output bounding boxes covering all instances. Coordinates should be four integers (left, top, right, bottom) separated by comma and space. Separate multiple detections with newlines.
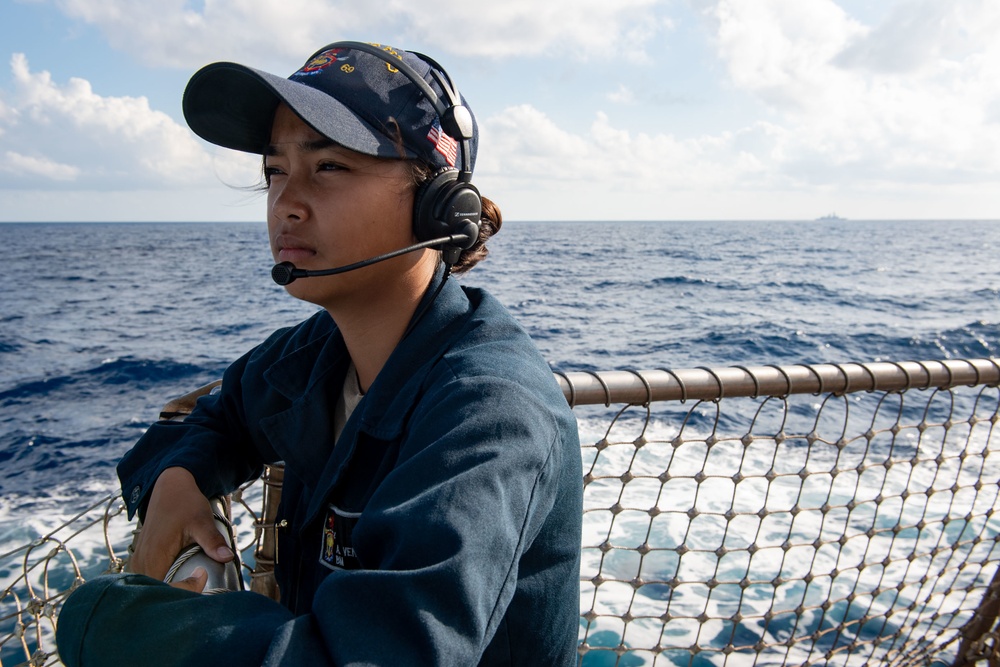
56, 40, 582, 666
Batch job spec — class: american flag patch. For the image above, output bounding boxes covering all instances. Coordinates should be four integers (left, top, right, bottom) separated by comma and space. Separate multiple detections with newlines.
426, 119, 458, 168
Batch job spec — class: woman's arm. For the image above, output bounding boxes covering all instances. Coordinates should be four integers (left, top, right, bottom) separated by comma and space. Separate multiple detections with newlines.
117, 348, 274, 579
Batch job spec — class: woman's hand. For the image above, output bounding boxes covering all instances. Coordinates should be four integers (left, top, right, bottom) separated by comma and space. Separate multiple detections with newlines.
128, 467, 234, 586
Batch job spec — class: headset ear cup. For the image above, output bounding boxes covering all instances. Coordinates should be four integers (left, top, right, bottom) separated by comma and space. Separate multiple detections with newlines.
413, 168, 482, 250
413, 168, 453, 242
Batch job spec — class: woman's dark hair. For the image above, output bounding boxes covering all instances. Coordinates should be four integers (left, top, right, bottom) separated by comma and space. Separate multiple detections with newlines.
408, 161, 502, 275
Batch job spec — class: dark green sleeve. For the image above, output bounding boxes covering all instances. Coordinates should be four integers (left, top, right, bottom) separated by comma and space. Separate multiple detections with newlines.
56, 574, 296, 667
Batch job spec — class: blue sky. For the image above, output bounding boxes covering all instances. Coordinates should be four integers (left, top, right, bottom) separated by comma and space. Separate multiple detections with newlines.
1, 0, 998, 222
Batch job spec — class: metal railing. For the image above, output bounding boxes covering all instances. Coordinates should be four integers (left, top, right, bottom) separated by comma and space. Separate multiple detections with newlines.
570, 358, 1000, 666
1, 358, 998, 667
556, 359, 1000, 406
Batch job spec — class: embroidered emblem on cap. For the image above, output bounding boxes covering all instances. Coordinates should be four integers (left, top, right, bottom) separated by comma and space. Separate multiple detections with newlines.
426, 118, 458, 168
294, 48, 349, 77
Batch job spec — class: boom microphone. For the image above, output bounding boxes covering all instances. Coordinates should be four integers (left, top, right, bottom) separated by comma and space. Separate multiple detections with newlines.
271, 233, 473, 286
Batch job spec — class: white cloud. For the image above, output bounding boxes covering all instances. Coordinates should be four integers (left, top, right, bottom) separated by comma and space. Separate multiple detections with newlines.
694, 0, 866, 109
692, 0, 1000, 187
47, 0, 669, 67
52, 0, 349, 68
477, 104, 590, 185
0, 53, 258, 190
6, 0, 999, 221
389, 0, 666, 60
607, 84, 636, 105
477, 104, 773, 216
835, 0, 1000, 74
2, 151, 80, 180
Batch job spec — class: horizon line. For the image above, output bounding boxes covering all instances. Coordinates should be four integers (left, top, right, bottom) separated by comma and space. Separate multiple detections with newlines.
3, 218, 1000, 224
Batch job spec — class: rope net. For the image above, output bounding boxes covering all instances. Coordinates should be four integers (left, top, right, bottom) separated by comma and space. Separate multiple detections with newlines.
1, 358, 998, 667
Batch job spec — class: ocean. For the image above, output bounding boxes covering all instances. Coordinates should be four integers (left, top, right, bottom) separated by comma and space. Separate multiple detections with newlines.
2, 218, 998, 511
1, 219, 998, 662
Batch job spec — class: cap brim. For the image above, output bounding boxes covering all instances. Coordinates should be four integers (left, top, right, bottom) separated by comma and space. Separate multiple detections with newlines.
182, 62, 414, 159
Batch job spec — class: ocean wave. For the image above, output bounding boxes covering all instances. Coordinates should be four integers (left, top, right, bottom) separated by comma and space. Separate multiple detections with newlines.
972, 286, 999, 299
904, 321, 999, 360
0, 356, 215, 403
649, 275, 716, 289
0, 432, 119, 496
0, 355, 225, 496
0, 339, 22, 354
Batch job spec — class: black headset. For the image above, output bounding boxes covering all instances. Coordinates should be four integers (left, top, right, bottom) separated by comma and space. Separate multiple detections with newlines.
327, 41, 482, 267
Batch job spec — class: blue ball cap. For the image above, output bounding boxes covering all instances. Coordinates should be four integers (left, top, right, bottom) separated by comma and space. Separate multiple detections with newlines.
182, 42, 477, 173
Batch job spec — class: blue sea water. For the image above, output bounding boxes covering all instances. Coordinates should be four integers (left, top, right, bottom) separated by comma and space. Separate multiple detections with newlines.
0, 219, 998, 664
0, 219, 997, 505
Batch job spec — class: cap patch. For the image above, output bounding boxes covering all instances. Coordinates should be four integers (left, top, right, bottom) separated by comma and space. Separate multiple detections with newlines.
427, 118, 458, 168
294, 48, 351, 77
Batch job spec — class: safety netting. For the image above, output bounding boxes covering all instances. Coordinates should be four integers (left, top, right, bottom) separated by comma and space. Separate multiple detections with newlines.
1, 358, 998, 667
